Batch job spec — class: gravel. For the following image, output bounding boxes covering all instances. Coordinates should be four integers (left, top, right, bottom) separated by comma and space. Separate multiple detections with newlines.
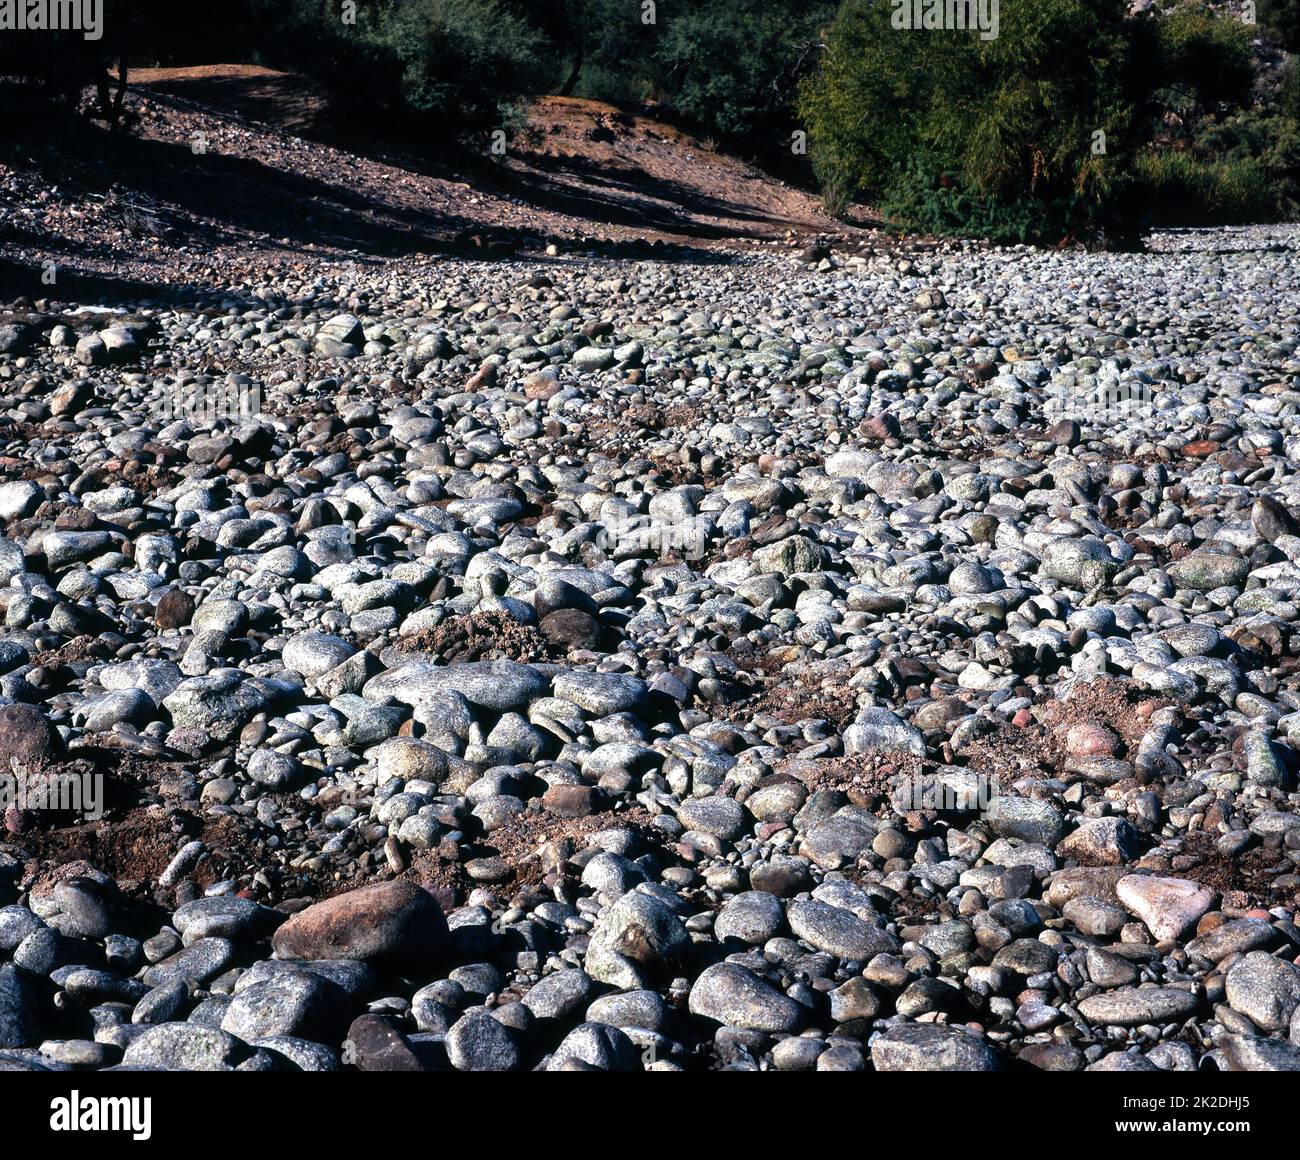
0, 224, 1298, 1071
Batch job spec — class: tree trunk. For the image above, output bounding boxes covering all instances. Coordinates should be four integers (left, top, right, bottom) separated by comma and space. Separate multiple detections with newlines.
559, 39, 584, 97
110, 59, 128, 130
95, 67, 111, 117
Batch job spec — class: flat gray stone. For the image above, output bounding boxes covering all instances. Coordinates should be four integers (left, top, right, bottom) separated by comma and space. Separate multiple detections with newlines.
687, 962, 803, 1032
871, 1023, 1002, 1071
714, 891, 785, 945
1116, 875, 1215, 943
1077, 987, 1200, 1026
363, 659, 547, 711
122, 1024, 243, 1071
552, 671, 647, 715
787, 899, 897, 961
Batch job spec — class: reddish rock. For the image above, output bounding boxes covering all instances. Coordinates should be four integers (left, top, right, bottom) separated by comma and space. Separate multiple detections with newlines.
344, 1015, 427, 1071
272, 880, 447, 970
155, 588, 196, 630
542, 784, 604, 818
1046, 419, 1080, 447
523, 372, 563, 400
1117, 874, 1215, 943
1196, 912, 1226, 936
1064, 721, 1120, 757
862, 413, 899, 441
53, 508, 98, 531
464, 363, 498, 391
50, 381, 93, 417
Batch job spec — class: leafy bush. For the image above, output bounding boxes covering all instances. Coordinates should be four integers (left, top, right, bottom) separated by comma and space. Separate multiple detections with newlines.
798, 0, 1140, 242
800, 0, 1297, 242
541, 0, 660, 104
253, 0, 552, 133
1151, 2, 1255, 109
1154, 102, 1300, 222
380, 0, 551, 124
6, 0, 1294, 241
1130, 3, 1297, 226
1131, 150, 1276, 224
649, 0, 834, 139
1260, 0, 1300, 52
878, 162, 1106, 244
0, 0, 173, 126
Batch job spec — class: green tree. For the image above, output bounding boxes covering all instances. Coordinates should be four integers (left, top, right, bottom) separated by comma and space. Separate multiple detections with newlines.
651, 0, 835, 138
1259, 0, 1300, 51
252, 0, 553, 131
1151, 2, 1255, 111
799, 0, 1144, 240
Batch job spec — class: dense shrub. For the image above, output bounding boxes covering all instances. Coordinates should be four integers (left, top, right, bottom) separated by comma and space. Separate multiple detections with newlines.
245, 0, 833, 143
532, 0, 657, 104
1260, 0, 1300, 52
0, 0, 167, 121
251, 0, 552, 132
800, 0, 1298, 242
1130, 3, 1297, 226
648, 0, 834, 139
1131, 150, 1276, 224
4, 0, 1295, 239
1151, 2, 1255, 108
798, 0, 1140, 241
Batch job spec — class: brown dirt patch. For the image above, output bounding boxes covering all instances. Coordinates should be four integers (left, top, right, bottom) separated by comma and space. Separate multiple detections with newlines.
404, 803, 668, 907
395, 610, 562, 664
29, 634, 116, 671
724, 651, 860, 732
961, 677, 1170, 786
958, 719, 1058, 787
512, 95, 835, 242
2, 754, 274, 904
4, 753, 160, 829
1175, 832, 1300, 911
1039, 676, 1169, 754
587, 400, 706, 442
402, 848, 474, 908
479, 804, 664, 887
780, 752, 924, 812
13, 808, 178, 897
128, 64, 333, 137
749, 676, 860, 732
3, 68, 860, 296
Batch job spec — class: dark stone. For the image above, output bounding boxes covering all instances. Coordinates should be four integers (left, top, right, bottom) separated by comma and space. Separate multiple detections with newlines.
540, 608, 600, 650
344, 1015, 427, 1071
0, 704, 62, 764
542, 784, 605, 818
155, 589, 196, 630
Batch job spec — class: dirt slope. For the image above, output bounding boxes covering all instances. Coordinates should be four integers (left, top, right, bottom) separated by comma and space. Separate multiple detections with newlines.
0, 65, 857, 297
